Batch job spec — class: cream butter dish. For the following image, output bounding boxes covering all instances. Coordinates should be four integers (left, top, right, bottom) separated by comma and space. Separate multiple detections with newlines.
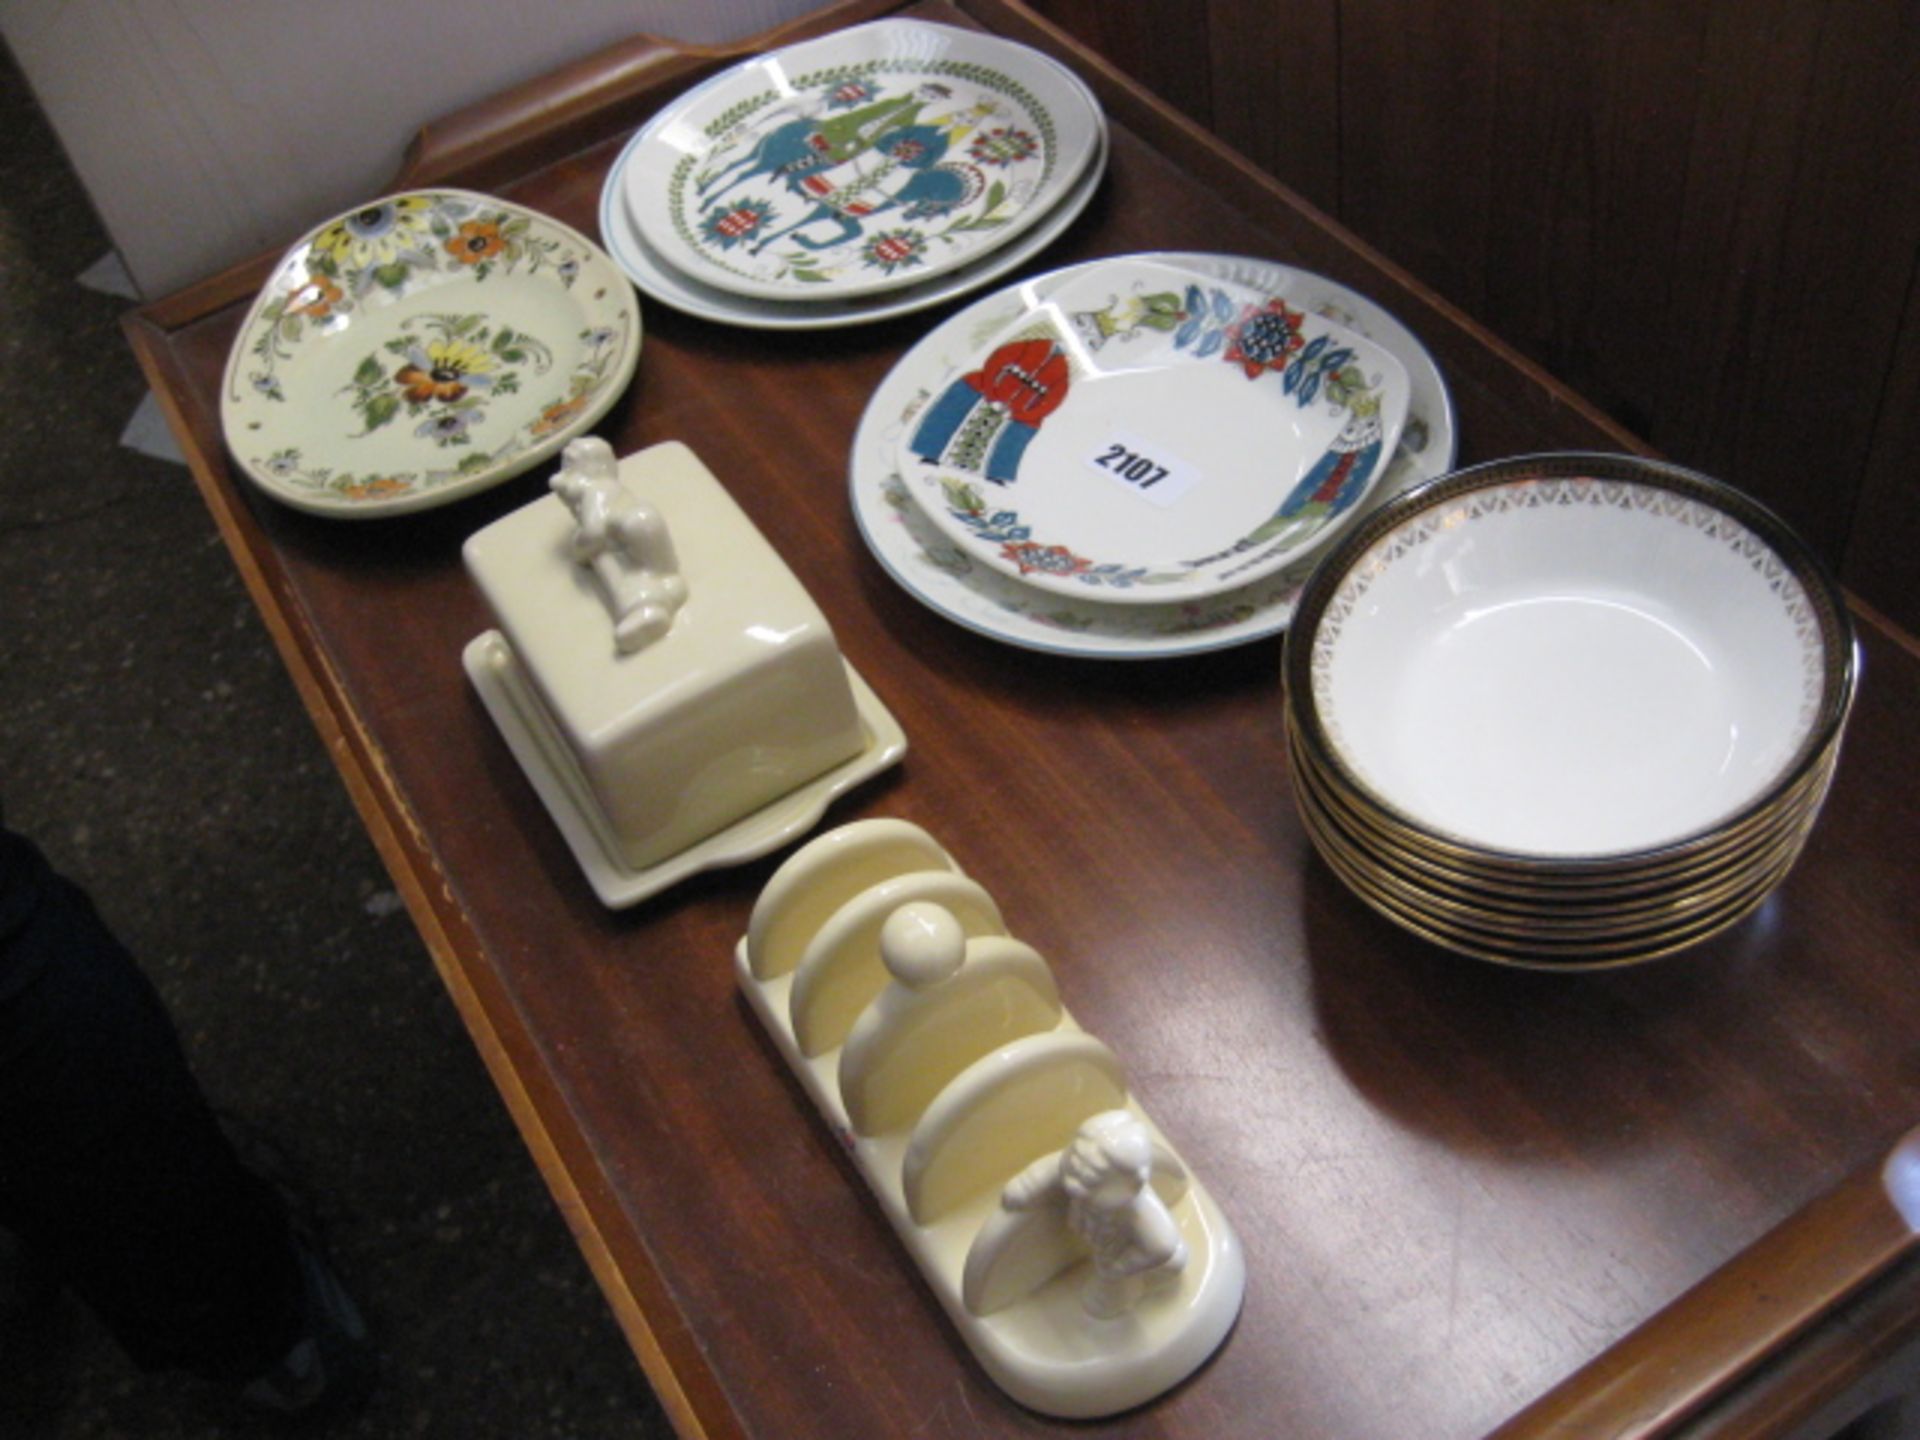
462, 438, 905, 908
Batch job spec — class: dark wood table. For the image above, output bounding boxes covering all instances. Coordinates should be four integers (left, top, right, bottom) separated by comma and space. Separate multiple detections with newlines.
125, 2, 1920, 1435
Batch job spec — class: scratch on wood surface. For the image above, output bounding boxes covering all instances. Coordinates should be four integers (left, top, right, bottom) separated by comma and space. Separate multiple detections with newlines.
908, 1376, 989, 1438
1443, 1163, 1468, 1353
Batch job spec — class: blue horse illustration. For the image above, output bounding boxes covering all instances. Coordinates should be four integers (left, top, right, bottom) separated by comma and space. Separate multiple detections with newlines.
698, 83, 954, 212
746, 123, 986, 254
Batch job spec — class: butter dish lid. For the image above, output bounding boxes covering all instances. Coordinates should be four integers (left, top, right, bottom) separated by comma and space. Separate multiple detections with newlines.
463, 438, 832, 738
460, 438, 909, 909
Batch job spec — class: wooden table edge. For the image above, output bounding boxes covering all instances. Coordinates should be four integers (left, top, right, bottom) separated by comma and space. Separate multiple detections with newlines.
1489, 1126, 1920, 1438
119, 303, 741, 1440
116, 2, 1920, 1435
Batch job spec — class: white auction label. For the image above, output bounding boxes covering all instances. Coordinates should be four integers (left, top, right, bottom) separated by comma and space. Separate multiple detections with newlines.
1083, 430, 1203, 508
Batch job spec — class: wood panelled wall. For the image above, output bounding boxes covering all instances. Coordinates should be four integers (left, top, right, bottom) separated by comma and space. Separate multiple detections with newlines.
1031, 0, 1920, 636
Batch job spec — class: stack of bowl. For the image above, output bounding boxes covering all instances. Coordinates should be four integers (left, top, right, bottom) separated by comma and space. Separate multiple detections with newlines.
1282, 453, 1857, 969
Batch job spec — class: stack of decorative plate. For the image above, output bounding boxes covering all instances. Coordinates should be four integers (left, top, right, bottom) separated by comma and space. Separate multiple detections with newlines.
1282, 454, 1858, 968
598, 18, 1110, 330
851, 252, 1457, 658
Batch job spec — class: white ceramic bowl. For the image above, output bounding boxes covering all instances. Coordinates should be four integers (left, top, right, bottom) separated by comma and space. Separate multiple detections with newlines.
1285, 455, 1856, 861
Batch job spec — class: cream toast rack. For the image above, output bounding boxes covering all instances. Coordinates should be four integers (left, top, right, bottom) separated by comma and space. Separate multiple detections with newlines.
736, 818, 1245, 1418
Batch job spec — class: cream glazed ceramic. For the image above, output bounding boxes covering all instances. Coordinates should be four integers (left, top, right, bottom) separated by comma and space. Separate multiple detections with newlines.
462, 440, 905, 908
898, 257, 1411, 604
735, 819, 1244, 1418
223, 190, 640, 517
623, 19, 1103, 302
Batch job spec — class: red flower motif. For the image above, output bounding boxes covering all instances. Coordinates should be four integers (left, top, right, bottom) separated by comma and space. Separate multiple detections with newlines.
1223, 299, 1307, 379
1002, 541, 1090, 578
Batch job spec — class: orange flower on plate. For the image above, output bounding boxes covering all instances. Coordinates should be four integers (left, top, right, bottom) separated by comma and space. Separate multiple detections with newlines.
446, 219, 506, 266
530, 394, 588, 437
342, 476, 413, 500
285, 273, 344, 319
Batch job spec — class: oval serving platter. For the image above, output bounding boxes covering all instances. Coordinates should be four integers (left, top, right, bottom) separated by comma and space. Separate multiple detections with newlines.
221, 189, 641, 519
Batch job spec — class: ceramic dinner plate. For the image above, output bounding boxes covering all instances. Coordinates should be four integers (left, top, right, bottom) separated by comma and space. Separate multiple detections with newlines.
897, 257, 1409, 603
598, 81, 1108, 331
621, 19, 1103, 303
221, 190, 641, 519
850, 254, 1455, 658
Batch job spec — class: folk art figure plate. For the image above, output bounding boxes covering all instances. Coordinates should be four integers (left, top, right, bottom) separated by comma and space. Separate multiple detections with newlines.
621, 19, 1103, 303
895, 258, 1411, 604
599, 115, 1107, 331
850, 254, 1457, 658
221, 190, 641, 519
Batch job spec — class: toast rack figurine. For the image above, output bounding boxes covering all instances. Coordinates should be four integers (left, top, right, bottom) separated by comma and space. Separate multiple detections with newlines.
736, 819, 1244, 1418
997, 1109, 1190, 1320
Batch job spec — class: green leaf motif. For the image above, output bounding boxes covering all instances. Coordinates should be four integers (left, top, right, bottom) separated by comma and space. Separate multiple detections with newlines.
373, 262, 410, 290
363, 394, 401, 431
944, 478, 986, 515
353, 355, 385, 387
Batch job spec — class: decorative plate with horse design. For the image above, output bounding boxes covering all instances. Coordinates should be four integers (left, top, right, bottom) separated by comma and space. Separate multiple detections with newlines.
621, 20, 1104, 302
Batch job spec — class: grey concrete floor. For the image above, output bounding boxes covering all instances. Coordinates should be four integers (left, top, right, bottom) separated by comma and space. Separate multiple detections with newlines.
0, 52, 671, 1440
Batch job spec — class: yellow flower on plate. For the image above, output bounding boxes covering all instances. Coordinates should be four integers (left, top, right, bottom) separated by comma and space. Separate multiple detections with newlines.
310, 196, 437, 271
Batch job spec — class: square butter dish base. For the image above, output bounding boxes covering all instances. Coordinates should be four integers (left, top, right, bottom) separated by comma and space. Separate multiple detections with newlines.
464, 631, 907, 908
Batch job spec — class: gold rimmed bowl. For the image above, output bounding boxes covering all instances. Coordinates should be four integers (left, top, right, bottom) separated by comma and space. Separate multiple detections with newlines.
1281, 453, 1857, 966
1287, 716, 1842, 903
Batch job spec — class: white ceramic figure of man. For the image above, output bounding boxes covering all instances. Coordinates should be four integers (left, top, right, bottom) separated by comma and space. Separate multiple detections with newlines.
1002, 1109, 1189, 1319
551, 437, 686, 654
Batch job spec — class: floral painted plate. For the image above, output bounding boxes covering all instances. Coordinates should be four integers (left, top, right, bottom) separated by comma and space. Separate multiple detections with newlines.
621, 19, 1102, 303
896, 257, 1410, 604
850, 254, 1455, 658
221, 189, 641, 519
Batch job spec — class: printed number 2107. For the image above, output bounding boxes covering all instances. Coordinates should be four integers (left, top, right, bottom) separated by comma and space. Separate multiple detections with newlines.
1094, 442, 1170, 489
1085, 431, 1201, 508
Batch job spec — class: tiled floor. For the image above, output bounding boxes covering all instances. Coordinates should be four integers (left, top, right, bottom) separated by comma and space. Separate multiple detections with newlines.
0, 51, 669, 1440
